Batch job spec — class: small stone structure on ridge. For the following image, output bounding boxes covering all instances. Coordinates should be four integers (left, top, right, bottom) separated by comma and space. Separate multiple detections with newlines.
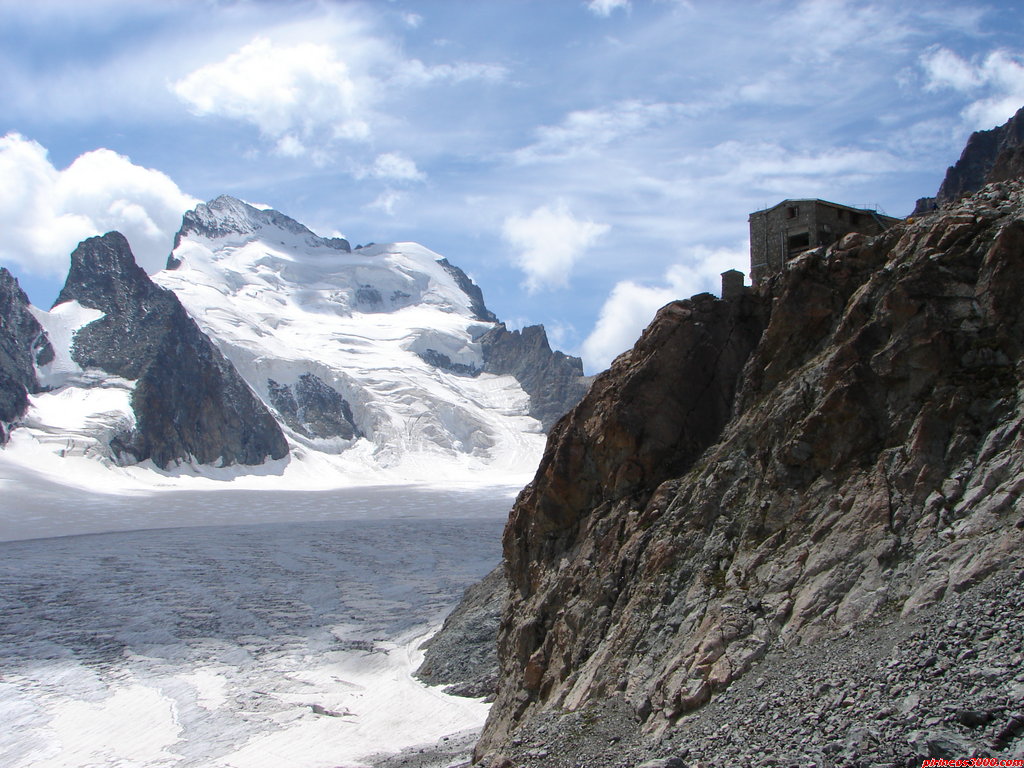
749, 199, 901, 286
720, 269, 746, 300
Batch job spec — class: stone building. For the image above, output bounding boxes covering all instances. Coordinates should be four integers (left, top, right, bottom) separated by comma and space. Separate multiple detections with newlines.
749, 199, 900, 285
720, 269, 746, 300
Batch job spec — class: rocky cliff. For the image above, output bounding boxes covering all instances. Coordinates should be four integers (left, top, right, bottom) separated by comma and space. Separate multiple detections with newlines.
935, 105, 1024, 206
479, 324, 593, 432
0, 268, 53, 441
472, 179, 1024, 766
416, 565, 505, 700
55, 232, 288, 468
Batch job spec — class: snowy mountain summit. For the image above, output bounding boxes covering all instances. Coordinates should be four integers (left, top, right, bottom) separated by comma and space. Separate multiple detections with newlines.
172, 194, 353, 253
1, 196, 588, 487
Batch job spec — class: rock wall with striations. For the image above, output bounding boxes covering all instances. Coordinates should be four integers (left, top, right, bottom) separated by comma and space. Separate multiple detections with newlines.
415, 565, 505, 700
0, 268, 54, 440
935, 105, 1024, 206
474, 180, 1024, 764
56, 232, 288, 468
479, 324, 593, 432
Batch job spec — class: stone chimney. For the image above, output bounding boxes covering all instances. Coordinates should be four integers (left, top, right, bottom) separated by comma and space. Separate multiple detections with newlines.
721, 269, 745, 300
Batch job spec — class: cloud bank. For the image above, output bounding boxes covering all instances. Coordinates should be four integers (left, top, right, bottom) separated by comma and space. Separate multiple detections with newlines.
501, 201, 609, 293
581, 245, 745, 371
922, 47, 1024, 128
0, 134, 197, 280
172, 37, 369, 158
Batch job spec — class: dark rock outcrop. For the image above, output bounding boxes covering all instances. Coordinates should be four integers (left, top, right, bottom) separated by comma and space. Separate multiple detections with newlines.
935, 105, 1024, 206
267, 373, 360, 441
416, 565, 504, 700
416, 349, 480, 377
912, 196, 938, 216
169, 194, 350, 258
56, 232, 288, 468
412, 321, 592, 431
479, 324, 593, 432
437, 258, 498, 323
473, 181, 1024, 764
0, 268, 53, 440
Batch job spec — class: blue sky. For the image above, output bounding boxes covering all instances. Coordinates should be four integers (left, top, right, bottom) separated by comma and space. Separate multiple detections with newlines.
2, 0, 1023, 372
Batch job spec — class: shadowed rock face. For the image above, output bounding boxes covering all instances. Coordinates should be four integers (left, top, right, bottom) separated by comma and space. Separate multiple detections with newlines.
416, 565, 504, 700
474, 180, 1024, 762
479, 324, 592, 432
56, 232, 288, 468
936, 105, 1024, 205
0, 268, 53, 438
267, 373, 361, 441
437, 258, 498, 323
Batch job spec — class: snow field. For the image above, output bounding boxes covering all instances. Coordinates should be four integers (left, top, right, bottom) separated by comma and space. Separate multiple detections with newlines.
0, 498, 507, 767
9, 226, 548, 488
154, 234, 546, 475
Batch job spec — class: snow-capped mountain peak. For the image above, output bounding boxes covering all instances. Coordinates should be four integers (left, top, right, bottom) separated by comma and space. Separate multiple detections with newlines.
172, 194, 351, 254
151, 197, 587, 482
1, 197, 589, 490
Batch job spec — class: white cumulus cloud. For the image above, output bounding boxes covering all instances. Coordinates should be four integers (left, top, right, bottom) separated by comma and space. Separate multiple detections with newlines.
360, 152, 426, 182
172, 37, 369, 156
0, 134, 198, 280
922, 47, 1024, 128
367, 190, 406, 216
392, 59, 509, 87
514, 100, 683, 164
586, 0, 631, 17
501, 201, 609, 293
581, 246, 745, 372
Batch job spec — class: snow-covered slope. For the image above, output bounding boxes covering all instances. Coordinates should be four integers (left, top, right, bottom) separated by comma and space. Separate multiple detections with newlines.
0, 196, 587, 492
152, 196, 545, 485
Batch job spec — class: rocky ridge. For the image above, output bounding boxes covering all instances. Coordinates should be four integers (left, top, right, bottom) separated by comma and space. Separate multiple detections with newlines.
417, 565, 505, 700
438, 258, 499, 323
170, 194, 351, 255
474, 564, 1024, 768
56, 231, 288, 468
478, 324, 593, 433
466, 178, 1024, 766
0, 268, 53, 441
934, 105, 1024, 207
414, 322, 590, 433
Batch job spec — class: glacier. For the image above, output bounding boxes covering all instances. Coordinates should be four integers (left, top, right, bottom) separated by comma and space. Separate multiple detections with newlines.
1, 195, 577, 493
0, 196, 581, 766
0, 489, 508, 768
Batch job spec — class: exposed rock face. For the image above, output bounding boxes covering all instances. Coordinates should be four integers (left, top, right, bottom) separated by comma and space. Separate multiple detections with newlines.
438, 258, 498, 323
416, 565, 504, 699
414, 322, 592, 431
936, 105, 1024, 206
0, 268, 53, 440
170, 194, 351, 255
415, 348, 481, 377
267, 373, 361, 441
479, 324, 593, 432
474, 180, 1024, 763
470, 566, 1024, 767
56, 232, 288, 468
